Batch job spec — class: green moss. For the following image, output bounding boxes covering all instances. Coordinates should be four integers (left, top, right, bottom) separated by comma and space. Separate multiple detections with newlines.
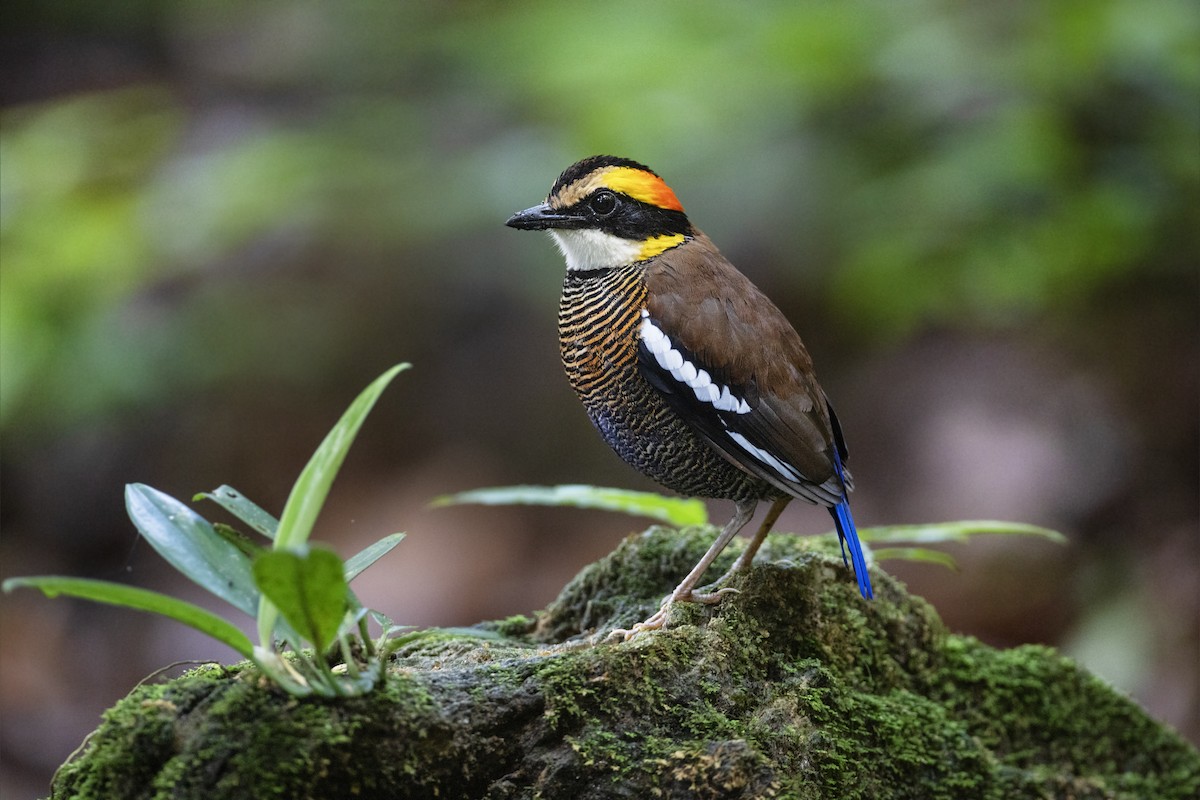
485, 613, 537, 638
50, 526, 1200, 799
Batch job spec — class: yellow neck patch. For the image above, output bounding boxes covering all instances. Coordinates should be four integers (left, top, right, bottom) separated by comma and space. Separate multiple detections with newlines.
602, 167, 685, 212
636, 233, 686, 261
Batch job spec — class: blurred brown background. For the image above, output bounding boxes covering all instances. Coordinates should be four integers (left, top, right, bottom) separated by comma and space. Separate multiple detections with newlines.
1, 1, 1197, 795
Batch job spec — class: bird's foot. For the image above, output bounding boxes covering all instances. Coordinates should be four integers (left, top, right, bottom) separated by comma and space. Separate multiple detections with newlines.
602, 590, 682, 641
693, 561, 748, 602
602, 585, 738, 642
691, 561, 742, 602
603, 609, 669, 642
689, 585, 740, 604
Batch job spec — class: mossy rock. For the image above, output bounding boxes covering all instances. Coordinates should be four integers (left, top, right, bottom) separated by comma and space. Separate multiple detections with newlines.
51, 526, 1199, 799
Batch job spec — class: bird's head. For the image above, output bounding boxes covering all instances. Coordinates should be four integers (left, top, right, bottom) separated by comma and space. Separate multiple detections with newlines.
506, 155, 693, 271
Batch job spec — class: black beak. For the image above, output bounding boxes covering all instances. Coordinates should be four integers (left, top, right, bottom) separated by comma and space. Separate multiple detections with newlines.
505, 203, 579, 231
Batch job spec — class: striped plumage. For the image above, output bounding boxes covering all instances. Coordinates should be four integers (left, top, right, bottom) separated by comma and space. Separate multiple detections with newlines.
559, 262, 765, 502
508, 155, 873, 635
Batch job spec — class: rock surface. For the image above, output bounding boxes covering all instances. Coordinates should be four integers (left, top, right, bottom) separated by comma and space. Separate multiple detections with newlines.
51, 526, 1200, 799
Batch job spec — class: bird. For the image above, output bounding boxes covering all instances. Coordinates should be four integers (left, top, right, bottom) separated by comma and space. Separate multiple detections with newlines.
506, 155, 873, 635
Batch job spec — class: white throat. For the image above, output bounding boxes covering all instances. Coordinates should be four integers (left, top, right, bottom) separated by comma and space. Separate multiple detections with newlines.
549, 229, 643, 271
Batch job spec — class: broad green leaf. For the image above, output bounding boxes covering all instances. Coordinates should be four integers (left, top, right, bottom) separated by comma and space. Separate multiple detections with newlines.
257, 363, 409, 646
433, 484, 709, 527
125, 483, 258, 616
253, 546, 349, 653
857, 520, 1066, 545
196, 485, 280, 540
2, 576, 254, 658
344, 533, 405, 582
871, 547, 960, 570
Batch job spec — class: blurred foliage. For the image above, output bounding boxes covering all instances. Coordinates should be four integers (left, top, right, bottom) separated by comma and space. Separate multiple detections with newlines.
1, 5, 1197, 785
434, 485, 710, 526
1, 0, 1197, 431
1, 89, 178, 425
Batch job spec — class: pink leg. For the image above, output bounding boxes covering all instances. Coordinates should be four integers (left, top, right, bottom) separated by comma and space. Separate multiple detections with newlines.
606, 499, 758, 640
695, 496, 791, 598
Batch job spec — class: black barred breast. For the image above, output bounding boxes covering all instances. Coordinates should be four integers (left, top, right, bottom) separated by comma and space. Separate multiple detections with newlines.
559, 264, 769, 502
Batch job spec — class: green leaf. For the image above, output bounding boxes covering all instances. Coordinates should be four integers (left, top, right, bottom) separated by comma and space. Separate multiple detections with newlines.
871, 547, 960, 570
196, 485, 280, 540
253, 546, 350, 653
274, 363, 410, 551
433, 484, 709, 527
125, 483, 259, 617
213, 523, 266, 560
2, 576, 254, 658
344, 533, 405, 582
257, 363, 409, 646
335, 603, 371, 641
857, 520, 1067, 546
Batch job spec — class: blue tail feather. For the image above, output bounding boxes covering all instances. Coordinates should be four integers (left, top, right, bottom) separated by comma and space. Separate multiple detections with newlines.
829, 447, 873, 600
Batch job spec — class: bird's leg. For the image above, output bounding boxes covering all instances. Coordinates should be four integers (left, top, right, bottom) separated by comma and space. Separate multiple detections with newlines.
694, 496, 791, 600
606, 500, 757, 641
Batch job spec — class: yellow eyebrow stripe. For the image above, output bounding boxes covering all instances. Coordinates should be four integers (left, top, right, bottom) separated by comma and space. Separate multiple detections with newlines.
637, 233, 686, 261
602, 167, 685, 212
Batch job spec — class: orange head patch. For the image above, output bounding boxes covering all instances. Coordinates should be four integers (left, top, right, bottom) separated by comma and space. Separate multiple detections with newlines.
600, 167, 685, 213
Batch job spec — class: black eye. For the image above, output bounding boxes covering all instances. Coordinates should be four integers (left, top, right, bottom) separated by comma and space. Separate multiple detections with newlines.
589, 190, 618, 216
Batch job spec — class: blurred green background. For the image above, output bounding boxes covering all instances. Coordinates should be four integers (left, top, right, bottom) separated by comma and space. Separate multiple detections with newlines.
1, 0, 1196, 793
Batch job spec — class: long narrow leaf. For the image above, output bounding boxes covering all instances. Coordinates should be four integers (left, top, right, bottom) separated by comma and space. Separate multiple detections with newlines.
871, 547, 960, 570
336, 604, 372, 644
257, 363, 409, 646
212, 523, 266, 560
196, 486, 280, 540
344, 533, 405, 582
125, 484, 259, 617
857, 520, 1066, 545
3, 576, 254, 658
433, 484, 709, 527
275, 363, 410, 550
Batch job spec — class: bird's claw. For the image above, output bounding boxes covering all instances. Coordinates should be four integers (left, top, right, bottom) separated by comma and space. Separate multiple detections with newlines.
603, 610, 669, 642
602, 585, 740, 642
690, 586, 740, 604
601, 591, 680, 641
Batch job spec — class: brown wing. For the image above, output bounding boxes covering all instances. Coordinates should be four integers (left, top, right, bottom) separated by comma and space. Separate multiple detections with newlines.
639, 232, 850, 505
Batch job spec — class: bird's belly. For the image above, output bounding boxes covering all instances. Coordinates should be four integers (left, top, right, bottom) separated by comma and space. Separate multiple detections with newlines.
573, 356, 767, 502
